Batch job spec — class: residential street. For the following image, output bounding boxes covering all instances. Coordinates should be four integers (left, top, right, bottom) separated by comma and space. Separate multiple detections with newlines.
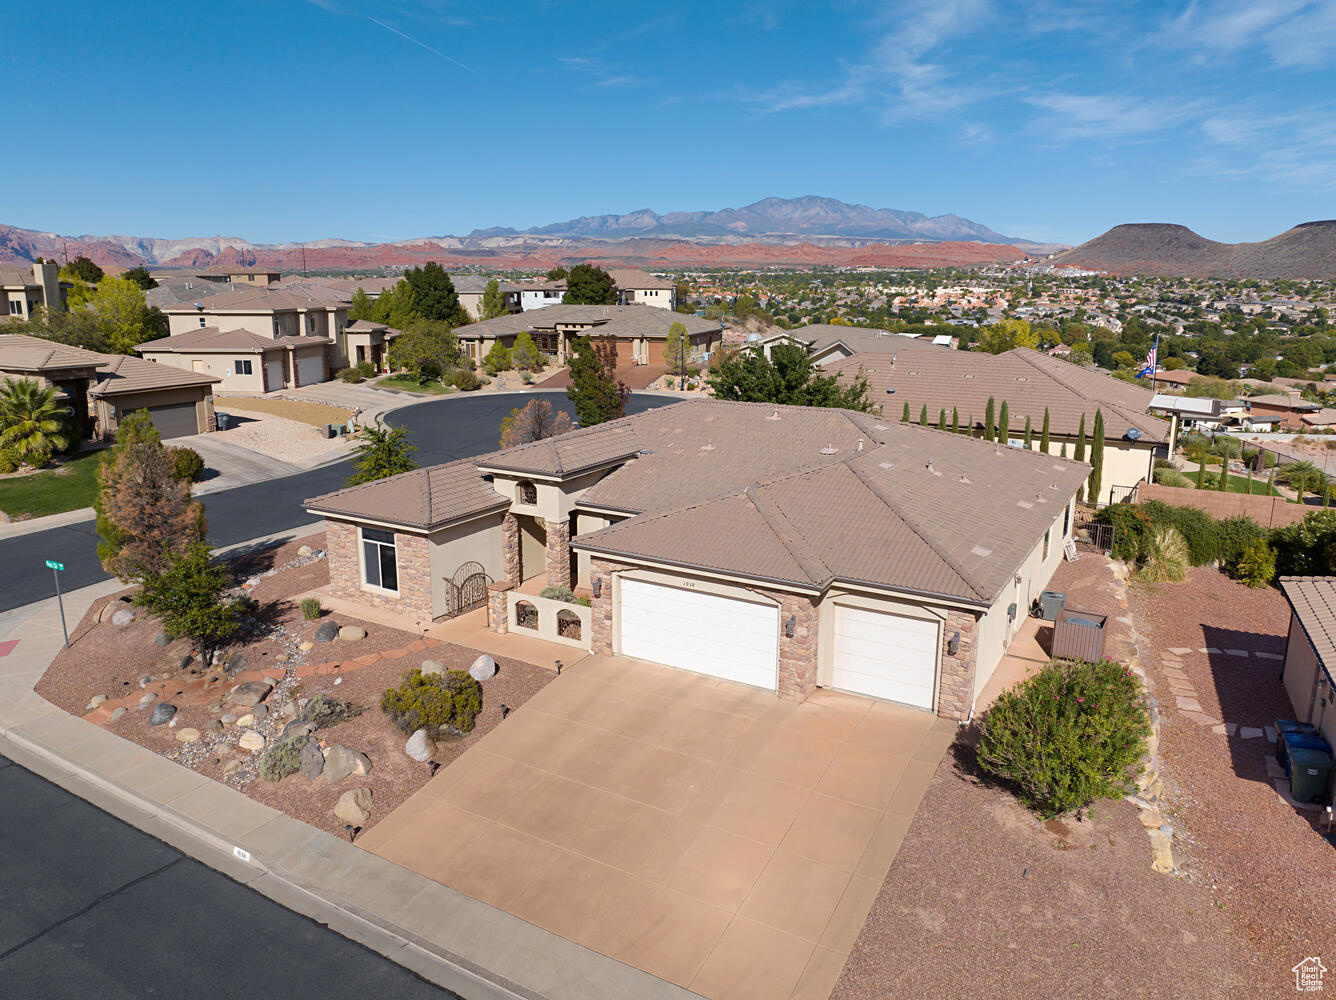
0, 391, 677, 613
0, 752, 453, 999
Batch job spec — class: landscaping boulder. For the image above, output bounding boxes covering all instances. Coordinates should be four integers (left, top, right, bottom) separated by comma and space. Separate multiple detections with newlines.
175, 727, 201, 744
137, 692, 156, 709
108, 707, 126, 722
419, 659, 445, 677
235, 713, 255, 728
280, 719, 317, 743
220, 712, 236, 725
99, 596, 132, 624
225, 653, 248, 673
206, 720, 223, 734
153, 632, 170, 647
299, 641, 315, 652
313, 621, 339, 642
322, 745, 372, 783
85, 694, 108, 711
299, 740, 325, 779
297, 545, 313, 558
228, 680, 273, 707
238, 730, 266, 752
222, 759, 244, 776
333, 787, 373, 826
469, 654, 497, 682
111, 608, 135, 627
148, 703, 176, 726
338, 625, 367, 642
405, 728, 436, 762
250, 703, 269, 721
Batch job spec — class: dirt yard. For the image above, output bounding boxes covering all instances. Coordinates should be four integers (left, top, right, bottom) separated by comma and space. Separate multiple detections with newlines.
833, 555, 1278, 1000
217, 396, 353, 427
35, 534, 554, 837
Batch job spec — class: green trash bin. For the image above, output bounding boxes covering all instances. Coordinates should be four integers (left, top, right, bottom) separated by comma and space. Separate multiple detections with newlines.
1288, 746, 1333, 804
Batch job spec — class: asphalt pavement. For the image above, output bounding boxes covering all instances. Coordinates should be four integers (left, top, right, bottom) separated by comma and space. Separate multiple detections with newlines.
0, 752, 454, 999
0, 391, 678, 612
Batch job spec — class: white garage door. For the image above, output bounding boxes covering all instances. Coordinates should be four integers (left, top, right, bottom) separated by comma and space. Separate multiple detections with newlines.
296, 354, 324, 386
831, 605, 939, 709
265, 359, 285, 391
618, 578, 778, 689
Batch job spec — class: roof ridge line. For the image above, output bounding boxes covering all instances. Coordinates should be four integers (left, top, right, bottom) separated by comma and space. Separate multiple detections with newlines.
844, 458, 986, 601
743, 486, 833, 587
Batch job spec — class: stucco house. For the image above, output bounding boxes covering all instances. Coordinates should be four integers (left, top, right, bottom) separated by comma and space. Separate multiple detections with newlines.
824, 339, 1170, 504
1244, 393, 1323, 429
450, 275, 521, 320
137, 326, 330, 393
518, 279, 566, 311
1279, 577, 1336, 750
305, 399, 1088, 720
1, 261, 66, 320
607, 268, 677, 311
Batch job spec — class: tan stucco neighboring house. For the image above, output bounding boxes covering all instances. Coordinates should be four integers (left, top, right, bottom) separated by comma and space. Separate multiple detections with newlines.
305, 399, 1088, 721
607, 268, 677, 311
194, 265, 283, 286
0, 333, 218, 439
825, 339, 1170, 505
1, 261, 66, 321
1279, 577, 1336, 750
449, 275, 521, 320
341, 320, 402, 373
137, 327, 329, 393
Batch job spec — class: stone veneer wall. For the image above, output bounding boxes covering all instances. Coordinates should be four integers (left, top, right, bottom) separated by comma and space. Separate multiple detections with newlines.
324, 518, 434, 624
936, 608, 980, 721
757, 588, 819, 701
589, 558, 635, 656
501, 513, 521, 586
487, 582, 512, 634
545, 518, 571, 589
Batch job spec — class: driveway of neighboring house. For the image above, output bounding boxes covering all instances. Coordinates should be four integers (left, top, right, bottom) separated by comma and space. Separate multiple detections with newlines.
360, 654, 956, 1000
536, 363, 668, 390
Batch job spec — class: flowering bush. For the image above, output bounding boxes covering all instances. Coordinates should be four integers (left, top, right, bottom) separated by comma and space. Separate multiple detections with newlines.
977, 658, 1152, 818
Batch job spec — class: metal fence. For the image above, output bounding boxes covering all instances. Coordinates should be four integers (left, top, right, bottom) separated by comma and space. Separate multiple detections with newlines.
1072, 507, 1114, 554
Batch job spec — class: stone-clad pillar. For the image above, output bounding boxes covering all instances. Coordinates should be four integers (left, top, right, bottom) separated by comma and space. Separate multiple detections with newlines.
502, 513, 521, 586
545, 518, 571, 589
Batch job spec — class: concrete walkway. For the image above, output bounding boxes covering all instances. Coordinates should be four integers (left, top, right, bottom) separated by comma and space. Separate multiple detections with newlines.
172, 433, 304, 495
0, 530, 696, 1000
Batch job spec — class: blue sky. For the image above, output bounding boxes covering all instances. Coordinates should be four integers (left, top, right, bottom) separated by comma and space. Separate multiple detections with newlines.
3, 0, 1333, 245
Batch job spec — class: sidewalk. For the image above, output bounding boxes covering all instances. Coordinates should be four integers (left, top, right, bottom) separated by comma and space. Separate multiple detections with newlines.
0, 535, 696, 1000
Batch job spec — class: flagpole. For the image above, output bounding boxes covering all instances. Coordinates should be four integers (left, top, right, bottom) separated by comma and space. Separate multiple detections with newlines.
1149, 333, 1159, 394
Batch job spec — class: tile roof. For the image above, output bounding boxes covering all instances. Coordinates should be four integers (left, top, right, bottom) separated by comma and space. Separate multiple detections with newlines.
138, 327, 331, 353
1247, 393, 1321, 410
159, 282, 349, 314
90, 354, 220, 396
824, 345, 1169, 441
344, 320, 404, 339
0, 333, 106, 372
1279, 577, 1336, 684
0, 334, 219, 396
475, 422, 644, 477
305, 458, 509, 530
454, 304, 719, 342
790, 324, 905, 355
607, 268, 673, 290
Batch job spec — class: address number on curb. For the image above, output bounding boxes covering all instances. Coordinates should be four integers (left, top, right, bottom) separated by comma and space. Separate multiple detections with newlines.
233, 846, 252, 863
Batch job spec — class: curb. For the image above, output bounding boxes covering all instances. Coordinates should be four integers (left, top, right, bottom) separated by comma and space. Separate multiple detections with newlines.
0, 506, 96, 539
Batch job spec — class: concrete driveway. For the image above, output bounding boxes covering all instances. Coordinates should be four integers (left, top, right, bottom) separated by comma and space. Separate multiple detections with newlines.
361, 655, 956, 1000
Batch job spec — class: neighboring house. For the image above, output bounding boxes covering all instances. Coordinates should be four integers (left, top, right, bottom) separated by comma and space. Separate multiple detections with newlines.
518, 279, 566, 311
1148, 393, 1247, 433
305, 399, 1088, 721
137, 326, 329, 393
824, 339, 1170, 504
1, 261, 66, 320
193, 265, 282, 286
1279, 577, 1336, 749
450, 275, 521, 320
0, 333, 218, 439
1301, 408, 1336, 430
790, 324, 931, 365
341, 320, 401, 372
1245, 393, 1323, 429
158, 282, 354, 370
607, 269, 676, 311
455, 304, 723, 366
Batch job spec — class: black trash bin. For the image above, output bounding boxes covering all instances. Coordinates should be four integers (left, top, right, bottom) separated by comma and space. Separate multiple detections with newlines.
1288, 746, 1333, 804
1282, 732, 1333, 776
1276, 720, 1320, 766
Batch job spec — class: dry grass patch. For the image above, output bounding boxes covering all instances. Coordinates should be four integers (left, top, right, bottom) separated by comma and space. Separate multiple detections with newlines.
217, 397, 353, 427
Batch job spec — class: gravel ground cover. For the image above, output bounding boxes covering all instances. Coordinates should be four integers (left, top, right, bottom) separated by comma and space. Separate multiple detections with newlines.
211, 409, 347, 465
833, 555, 1261, 1000
216, 397, 353, 426
35, 534, 554, 837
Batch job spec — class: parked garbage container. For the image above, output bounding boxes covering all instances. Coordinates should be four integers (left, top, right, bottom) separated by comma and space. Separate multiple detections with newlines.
1282, 731, 1333, 776
1276, 720, 1320, 766
1287, 746, 1333, 804
1052, 608, 1108, 662
1038, 590, 1066, 622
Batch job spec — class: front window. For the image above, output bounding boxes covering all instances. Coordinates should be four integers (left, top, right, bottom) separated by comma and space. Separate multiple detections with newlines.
199, 317, 207, 327
362, 527, 398, 591
236, 359, 253, 375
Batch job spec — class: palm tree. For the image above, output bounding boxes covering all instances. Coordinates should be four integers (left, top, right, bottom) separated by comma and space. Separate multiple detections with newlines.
1280, 460, 1321, 502
0, 377, 70, 467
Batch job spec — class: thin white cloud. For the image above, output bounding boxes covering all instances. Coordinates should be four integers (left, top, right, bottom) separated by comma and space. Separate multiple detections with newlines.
1026, 92, 1205, 141
1195, 105, 1336, 187
1165, 0, 1336, 68
366, 16, 475, 72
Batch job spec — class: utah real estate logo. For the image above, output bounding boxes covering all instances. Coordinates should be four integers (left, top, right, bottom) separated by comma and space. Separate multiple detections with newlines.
1294, 957, 1327, 992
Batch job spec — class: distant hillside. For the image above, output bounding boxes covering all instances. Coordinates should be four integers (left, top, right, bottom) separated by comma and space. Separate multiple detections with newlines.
1052, 221, 1336, 279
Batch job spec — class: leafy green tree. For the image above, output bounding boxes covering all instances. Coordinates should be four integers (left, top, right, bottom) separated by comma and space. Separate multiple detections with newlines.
562, 264, 617, 305
370, 280, 417, 328
546, 266, 568, 281
349, 287, 376, 322
977, 318, 1038, 354
135, 541, 240, 656
482, 341, 512, 375
1040, 408, 1051, 452
96, 411, 205, 581
388, 320, 459, 382
664, 321, 689, 376
61, 255, 104, 283
566, 335, 627, 426
674, 281, 693, 313
347, 424, 418, 486
984, 397, 996, 442
121, 266, 157, 290
480, 279, 508, 320
510, 331, 543, 371
1280, 460, 1321, 501
404, 262, 468, 325
0, 377, 70, 467
1074, 414, 1087, 501
87, 276, 168, 354
498, 398, 572, 449
705, 344, 871, 411
1088, 410, 1105, 504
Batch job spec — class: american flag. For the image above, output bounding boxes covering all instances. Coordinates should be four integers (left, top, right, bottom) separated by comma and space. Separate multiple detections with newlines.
1137, 335, 1159, 379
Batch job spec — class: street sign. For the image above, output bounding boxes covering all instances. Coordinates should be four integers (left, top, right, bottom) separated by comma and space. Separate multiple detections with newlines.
46, 560, 68, 647
45, 559, 64, 572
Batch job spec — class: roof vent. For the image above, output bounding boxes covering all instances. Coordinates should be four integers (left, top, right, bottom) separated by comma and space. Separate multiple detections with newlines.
873, 424, 887, 431
879, 461, 894, 469
906, 370, 919, 376
857, 438, 864, 451
1035, 492, 1048, 503
959, 473, 971, 484
963, 373, 977, 379
819, 444, 838, 455
970, 545, 992, 557
699, 443, 715, 451
1017, 499, 1034, 509
1052, 463, 1066, 471
766, 409, 781, 420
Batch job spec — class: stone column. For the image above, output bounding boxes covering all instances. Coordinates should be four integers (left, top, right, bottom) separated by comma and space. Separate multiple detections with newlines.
775, 593, 819, 701
589, 559, 631, 656
487, 582, 512, 634
545, 518, 571, 589
937, 609, 980, 721
501, 513, 521, 586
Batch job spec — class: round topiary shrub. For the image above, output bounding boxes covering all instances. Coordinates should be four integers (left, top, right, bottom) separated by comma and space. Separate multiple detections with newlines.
337, 367, 363, 383
976, 658, 1152, 819
381, 668, 482, 735
168, 446, 205, 482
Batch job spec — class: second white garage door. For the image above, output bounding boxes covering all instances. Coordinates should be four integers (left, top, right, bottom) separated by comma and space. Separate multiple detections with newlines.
831, 605, 939, 710
618, 578, 778, 690
296, 354, 324, 386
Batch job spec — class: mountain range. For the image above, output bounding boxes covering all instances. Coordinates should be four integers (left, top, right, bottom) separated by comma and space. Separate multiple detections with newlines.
1051, 221, 1336, 280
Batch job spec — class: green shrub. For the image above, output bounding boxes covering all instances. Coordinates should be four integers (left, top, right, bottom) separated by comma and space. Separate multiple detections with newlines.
168, 446, 205, 482
300, 597, 323, 620
1137, 525, 1189, 583
1216, 515, 1266, 565
1153, 458, 1174, 471
381, 668, 482, 735
258, 734, 310, 782
1270, 509, 1336, 576
1153, 467, 1194, 489
482, 342, 512, 375
1140, 501, 1218, 565
1095, 503, 1152, 563
452, 368, 481, 391
337, 367, 363, 383
539, 584, 591, 606
976, 659, 1152, 818
355, 360, 376, 378
299, 693, 360, 729
0, 446, 21, 474
1230, 539, 1276, 588
1212, 436, 1242, 458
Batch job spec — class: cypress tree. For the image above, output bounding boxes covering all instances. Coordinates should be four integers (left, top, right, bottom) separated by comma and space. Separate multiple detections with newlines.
1267, 469, 1276, 495
1023, 415, 1033, 448
967, 414, 975, 437
984, 397, 996, 442
1217, 461, 1228, 491
1074, 414, 1087, 501
1060, 442, 1067, 458
1197, 460, 1207, 489
951, 407, 959, 434
1088, 409, 1105, 504
1040, 408, 1051, 453
902, 401, 911, 422
919, 404, 929, 426
998, 401, 1010, 445
937, 408, 947, 431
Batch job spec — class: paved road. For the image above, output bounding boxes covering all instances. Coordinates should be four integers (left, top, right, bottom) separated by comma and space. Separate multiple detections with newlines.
0, 391, 678, 612
0, 752, 454, 999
